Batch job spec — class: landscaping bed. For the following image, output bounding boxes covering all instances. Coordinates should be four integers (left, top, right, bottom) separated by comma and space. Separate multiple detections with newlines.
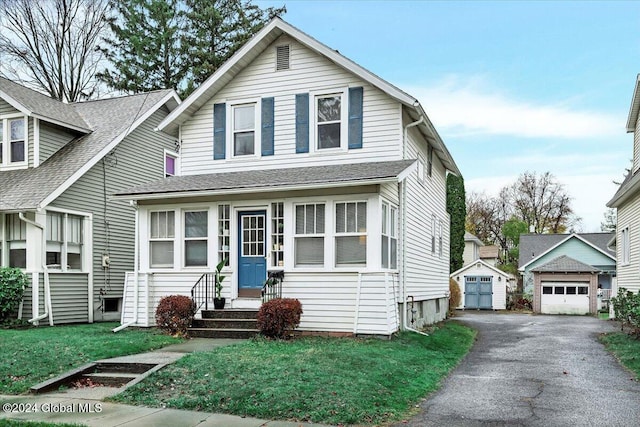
112, 321, 475, 425
0, 323, 182, 394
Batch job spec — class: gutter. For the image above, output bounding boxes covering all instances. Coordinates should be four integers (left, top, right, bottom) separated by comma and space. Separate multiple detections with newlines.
113, 201, 140, 332
19, 212, 53, 326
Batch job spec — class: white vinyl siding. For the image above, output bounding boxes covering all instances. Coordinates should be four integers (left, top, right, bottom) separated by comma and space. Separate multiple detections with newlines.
179, 36, 401, 174
617, 196, 640, 293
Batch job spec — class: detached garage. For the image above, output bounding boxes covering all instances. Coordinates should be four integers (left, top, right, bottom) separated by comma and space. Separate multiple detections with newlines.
532, 255, 599, 315
451, 259, 513, 310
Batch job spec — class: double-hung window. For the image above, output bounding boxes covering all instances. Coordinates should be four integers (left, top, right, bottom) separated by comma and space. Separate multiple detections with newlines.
294, 203, 325, 266
46, 212, 64, 267
438, 220, 443, 258
150, 211, 175, 268
621, 227, 630, 265
431, 215, 437, 255
335, 202, 367, 266
9, 119, 25, 163
382, 202, 398, 269
6, 214, 26, 268
316, 94, 342, 149
184, 211, 208, 267
232, 104, 256, 156
165, 151, 178, 177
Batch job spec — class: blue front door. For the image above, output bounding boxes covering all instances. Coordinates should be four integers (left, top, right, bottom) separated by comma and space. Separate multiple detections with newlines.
238, 210, 267, 297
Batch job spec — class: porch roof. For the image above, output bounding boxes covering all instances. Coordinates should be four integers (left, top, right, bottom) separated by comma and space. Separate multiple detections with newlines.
114, 159, 417, 200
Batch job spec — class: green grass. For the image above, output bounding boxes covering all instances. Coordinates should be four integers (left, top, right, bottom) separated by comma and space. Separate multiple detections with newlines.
0, 323, 182, 394
600, 332, 640, 379
112, 321, 475, 425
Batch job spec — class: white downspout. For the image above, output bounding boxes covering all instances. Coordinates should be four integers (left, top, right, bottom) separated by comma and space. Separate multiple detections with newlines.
113, 201, 139, 332
401, 114, 428, 337
19, 212, 52, 326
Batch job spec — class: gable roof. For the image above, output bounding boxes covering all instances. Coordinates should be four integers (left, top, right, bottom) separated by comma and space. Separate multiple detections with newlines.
464, 231, 484, 246
479, 245, 499, 259
607, 166, 637, 208
115, 159, 416, 200
626, 73, 640, 132
0, 77, 91, 133
156, 17, 460, 176
0, 89, 180, 211
518, 232, 615, 271
531, 255, 600, 273
450, 258, 514, 279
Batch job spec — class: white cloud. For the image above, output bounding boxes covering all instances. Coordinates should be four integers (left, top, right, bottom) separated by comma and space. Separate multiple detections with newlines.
405, 76, 621, 139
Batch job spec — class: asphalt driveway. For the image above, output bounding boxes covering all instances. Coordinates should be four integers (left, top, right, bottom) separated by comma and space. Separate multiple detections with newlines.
396, 312, 640, 427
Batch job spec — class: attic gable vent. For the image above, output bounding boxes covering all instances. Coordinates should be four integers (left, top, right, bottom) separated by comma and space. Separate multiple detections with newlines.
276, 45, 290, 71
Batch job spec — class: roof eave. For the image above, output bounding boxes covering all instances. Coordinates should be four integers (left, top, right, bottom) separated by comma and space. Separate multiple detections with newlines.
626, 74, 640, 132
114, 176, 400, 202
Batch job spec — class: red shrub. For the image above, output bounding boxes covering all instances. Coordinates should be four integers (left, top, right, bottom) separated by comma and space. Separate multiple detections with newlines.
257, 298, 303, 339
155, 295, 195, 337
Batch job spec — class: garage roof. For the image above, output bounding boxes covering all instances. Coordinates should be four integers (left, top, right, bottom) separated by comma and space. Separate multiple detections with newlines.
531, 255, 600, 273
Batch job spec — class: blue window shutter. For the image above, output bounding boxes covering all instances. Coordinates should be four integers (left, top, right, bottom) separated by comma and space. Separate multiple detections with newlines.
261, 97, 275, 156
295, 93, 309, 153
348, 86, 363, 149
213, 103, 226, 160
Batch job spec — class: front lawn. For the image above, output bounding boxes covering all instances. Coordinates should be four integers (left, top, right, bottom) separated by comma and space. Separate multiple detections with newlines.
600, 332, 640, 379
112, 321, 475, 425
0, 323, 182, 394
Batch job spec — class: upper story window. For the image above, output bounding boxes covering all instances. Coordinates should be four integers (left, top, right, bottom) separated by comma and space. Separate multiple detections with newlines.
621, 226, 630, 265
233, 103, 256, 156
427, 144, 434, 178
0, 117, 27, 166
165, 150, 178, 177
316, 94, 342, 150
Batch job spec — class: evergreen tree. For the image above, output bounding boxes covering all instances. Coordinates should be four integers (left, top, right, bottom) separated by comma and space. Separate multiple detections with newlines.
98, 0, 187, 93
446, 173, 466, 273
181, 0, 285, 96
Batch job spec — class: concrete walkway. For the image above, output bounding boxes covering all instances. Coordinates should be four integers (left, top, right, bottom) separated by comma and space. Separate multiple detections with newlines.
0, 338, 331, 427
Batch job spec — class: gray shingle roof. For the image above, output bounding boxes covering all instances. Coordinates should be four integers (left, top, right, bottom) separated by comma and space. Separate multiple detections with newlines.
531, 255, 600, 273
0, 89, 174, 211
115, 160, 417, 198
519, 232, 615, 267
0, 77, 90, 131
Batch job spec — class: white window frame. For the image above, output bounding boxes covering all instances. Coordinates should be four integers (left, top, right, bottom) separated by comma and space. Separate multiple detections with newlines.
310, 88, 348, 153
431, 215, 437, 255
164, 149, 179, 177
427, 144, 434, 178
5, 213, 26, 269
294, 202, 326, 267
381, 201, 398, 270
149, 210, 176, 269
621, 226, 630, 265
227, 99, 261, 159
45, 207, 92, 273
0, 114, 28, 170
183, 210, 209, 268
438, 219, 443, 258
334, 201, 367, 267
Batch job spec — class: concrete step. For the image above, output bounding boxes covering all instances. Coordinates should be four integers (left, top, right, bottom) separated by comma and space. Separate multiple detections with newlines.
191, 318, 258, 329
94, 362, 157, 374
188, 327, 259, 339
201, 309, 259, 320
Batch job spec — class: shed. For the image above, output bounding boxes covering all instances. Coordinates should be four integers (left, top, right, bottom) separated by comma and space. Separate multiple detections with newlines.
451, 260, 513, 310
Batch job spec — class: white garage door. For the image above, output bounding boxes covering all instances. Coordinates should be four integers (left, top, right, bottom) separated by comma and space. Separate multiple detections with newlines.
541, 282, 590, 314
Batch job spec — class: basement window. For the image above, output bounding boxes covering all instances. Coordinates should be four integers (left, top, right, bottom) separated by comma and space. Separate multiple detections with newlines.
103, 298, 120, 312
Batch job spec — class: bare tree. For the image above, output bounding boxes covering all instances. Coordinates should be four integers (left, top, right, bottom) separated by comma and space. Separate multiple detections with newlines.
0, 0, 109, 102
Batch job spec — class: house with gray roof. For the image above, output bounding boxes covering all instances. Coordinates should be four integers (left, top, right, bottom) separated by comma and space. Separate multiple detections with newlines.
607, 73, 640, 296
113, 18, 461, 336
0, 77, 180, 325
518, 233, 615, 315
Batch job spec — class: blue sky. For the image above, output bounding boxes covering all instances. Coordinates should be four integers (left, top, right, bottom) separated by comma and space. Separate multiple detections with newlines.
256, 0, 640, 231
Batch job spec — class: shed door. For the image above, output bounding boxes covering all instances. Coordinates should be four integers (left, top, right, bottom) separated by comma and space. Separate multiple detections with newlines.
465, 276, 493, 309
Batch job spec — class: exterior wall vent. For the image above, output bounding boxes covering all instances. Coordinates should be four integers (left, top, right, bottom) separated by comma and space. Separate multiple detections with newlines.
276, 45, 290, 71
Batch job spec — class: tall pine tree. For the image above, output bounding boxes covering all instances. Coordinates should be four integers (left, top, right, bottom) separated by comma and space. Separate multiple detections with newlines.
181, 0, 285, 96
98, 0, 187, 93
446, 173, 466, 273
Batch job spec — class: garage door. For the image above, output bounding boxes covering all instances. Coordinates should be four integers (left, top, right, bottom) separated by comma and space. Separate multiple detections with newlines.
465, 276, 493, 309
541, 282, 590, 314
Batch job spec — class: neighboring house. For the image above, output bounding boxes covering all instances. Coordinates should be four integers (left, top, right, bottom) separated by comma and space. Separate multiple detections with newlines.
479, 245, 499, 266
518, 233, 616, 315
463, 231, 484, 266
607, 73, 640, 295
114, 18, 461, 336
0, 77, 180, 325
451, 259, 513, 310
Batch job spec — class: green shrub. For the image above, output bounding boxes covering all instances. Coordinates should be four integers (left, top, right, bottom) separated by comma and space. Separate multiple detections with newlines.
611, 287, 640, 336
0, 267, 28, 323
257, 298, 303, 339
155, 295, 195, 337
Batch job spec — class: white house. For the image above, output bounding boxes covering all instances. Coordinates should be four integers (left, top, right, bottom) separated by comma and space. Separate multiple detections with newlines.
463, 231, 484, 266
114, 18, 460, 336
608, 74, 640, 295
